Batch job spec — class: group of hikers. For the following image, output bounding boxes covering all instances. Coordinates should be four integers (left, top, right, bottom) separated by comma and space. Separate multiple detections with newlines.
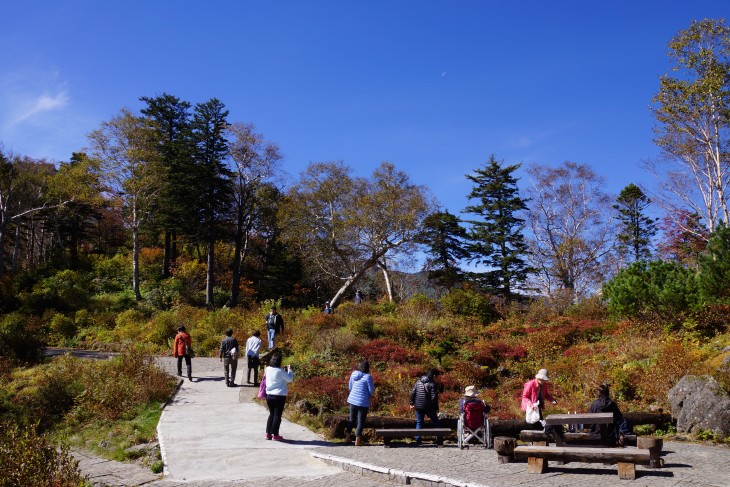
173, 307, 631, 446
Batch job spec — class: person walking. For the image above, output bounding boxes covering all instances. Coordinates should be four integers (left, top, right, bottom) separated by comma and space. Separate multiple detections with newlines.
246, 330, 262, 385
323, 301, 333, 314
521, 368, 561, 436
409, 368, 440, 444
173, 326, 193, 381
264, 351, 293, 441
219, 328, 239, 387
344, 359, 375, 446
264, 307, 284, 350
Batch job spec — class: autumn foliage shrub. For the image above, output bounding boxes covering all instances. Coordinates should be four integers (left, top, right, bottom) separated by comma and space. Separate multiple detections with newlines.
290, 376, 349, 413
356, 339, 426, 366
0, 422, 84, 487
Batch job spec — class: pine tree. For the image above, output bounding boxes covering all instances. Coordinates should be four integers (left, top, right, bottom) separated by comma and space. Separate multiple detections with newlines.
698, 224, 730, 304
418, 210, 470, 289
614, 183, 657, 263
191, 98, 233, 307
463, 155, 532, 298
139, 93, 195, 277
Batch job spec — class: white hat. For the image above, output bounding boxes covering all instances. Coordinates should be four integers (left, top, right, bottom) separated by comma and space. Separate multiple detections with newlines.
535, 369, 550, 381
464, 385, 480, 397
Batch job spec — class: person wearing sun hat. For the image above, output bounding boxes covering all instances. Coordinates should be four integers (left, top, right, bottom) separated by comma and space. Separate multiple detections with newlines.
458, 386, 490, 431
521, 369, 558, 431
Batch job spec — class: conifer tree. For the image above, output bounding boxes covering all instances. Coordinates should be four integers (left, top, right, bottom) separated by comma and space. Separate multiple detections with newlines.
418, 210, 470, 289
698, 224, 730, 304
191, 98, 233, 307
614, 183, 657, 263
463, 155, 532, 298
140, 93, 195, 277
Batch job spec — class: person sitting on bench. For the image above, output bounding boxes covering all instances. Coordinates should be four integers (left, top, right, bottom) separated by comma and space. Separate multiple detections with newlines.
589, 383, 633, 446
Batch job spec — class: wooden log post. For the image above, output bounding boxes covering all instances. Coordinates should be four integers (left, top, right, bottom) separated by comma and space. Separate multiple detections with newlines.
617, 462, 636, 480
493, 436, 516, 464
637, 437, 664, 468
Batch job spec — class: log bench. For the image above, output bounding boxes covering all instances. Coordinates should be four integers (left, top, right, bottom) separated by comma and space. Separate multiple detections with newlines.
514, 445, 651, 480
374, 428, 451, 447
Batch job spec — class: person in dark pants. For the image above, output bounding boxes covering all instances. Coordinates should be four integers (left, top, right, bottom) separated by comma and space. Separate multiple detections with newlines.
264, 351, 293, 441
344, 359, 375, 446
246, 330, 262, 385
173, 326, 193, 381
219, 328, 239, 387
410, 368, 440, 444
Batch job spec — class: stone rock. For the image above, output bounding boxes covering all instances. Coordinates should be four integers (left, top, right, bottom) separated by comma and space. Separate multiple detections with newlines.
294, 399, 319, 415
668, 375, 730, 438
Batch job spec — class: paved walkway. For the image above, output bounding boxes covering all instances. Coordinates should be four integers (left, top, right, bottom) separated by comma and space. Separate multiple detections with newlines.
74, 357, 729, 486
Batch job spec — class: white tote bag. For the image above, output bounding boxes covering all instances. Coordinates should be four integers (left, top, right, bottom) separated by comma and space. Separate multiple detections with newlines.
525, 401, 540, 424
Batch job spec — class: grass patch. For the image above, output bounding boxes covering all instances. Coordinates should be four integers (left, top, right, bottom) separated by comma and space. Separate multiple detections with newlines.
54, 402, 163, 462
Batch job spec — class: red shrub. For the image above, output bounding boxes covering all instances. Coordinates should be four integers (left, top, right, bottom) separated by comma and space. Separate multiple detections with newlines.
469, 341, 527, 367
356, 339, 426, 365
289, 375, 349, 413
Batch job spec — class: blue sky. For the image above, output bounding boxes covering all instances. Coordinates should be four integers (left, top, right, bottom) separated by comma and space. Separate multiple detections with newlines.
1, 1, 728, 216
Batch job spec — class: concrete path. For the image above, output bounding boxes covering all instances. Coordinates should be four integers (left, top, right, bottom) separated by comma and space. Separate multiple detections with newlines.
73, 356, 730, 486
155, 357, 343, 483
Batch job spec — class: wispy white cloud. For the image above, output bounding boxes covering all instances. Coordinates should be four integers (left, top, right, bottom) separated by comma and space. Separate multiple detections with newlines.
9, 90, 69, 126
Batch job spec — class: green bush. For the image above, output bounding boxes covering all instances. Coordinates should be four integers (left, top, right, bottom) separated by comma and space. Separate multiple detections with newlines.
91, 254, 129, 294
439, 287, 500, 324
0, 422, 85, 487
603, 260, 699, 319
49, 314, 77, 344
0, 313, 45, 363
22, 269, 91, 313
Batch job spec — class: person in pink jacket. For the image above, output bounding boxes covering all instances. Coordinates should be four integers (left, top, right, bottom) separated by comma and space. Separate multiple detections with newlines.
521, 369, 560, 435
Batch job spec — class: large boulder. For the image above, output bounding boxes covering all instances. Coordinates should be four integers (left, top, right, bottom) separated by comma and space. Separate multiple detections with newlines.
668, 375, 730, 438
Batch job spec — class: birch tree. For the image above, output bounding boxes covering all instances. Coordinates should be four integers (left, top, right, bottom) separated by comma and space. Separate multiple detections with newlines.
224, 122, 281, 307
648, 18, 730, 234
525, 161, 616, 298
88, 109, 163, 300
279, 161, 432, 307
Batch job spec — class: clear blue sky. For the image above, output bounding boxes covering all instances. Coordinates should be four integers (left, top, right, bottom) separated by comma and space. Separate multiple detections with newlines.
1, 1, 728, 215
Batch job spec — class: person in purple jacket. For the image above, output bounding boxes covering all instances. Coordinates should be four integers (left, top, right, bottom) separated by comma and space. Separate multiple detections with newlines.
344, 359, 375, 446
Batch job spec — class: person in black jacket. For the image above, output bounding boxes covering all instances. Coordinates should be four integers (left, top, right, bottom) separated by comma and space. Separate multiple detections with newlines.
409, 368, 440, 444
219, 328, 239, 387
589, 383, 632, 446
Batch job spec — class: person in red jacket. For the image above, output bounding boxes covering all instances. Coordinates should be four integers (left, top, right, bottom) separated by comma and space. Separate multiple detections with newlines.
174, 326, 193, 381
521, 368, 560, 436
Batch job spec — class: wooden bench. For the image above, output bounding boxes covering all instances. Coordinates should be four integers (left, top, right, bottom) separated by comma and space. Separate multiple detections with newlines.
374, 428, 451, 447
520, 430, 597, 445
514, 445, 651, 480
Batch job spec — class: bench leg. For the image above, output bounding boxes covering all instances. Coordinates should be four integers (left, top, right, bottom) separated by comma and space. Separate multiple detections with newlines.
527, 456, 548, 474
383, 438, 391, 448
617, 462, 636, 480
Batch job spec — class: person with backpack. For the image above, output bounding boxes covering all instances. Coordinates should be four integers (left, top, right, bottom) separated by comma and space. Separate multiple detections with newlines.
264, 307, 284, 349
173, 326, 193, 381
219, 328, 239, 387
344, 359, 375, 446
409, 368, 440, 444
458, 385, 491, 427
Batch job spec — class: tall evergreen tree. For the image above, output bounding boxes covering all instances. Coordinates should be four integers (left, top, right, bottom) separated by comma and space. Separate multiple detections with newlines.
614, 183, 657, 263
139, 93, 194, 278
191, 98, 234, 307
698, 224, 730, 304
418, 210, 470, 289
463, 155, 532, 298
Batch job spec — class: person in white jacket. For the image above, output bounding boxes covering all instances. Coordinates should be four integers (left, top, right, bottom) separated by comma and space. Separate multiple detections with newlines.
245, 330, 262, 385
264, 351, 293, 441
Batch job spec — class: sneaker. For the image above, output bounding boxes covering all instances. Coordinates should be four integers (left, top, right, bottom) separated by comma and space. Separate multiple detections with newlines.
264, 434, 272, 440
272, 435, 284, 441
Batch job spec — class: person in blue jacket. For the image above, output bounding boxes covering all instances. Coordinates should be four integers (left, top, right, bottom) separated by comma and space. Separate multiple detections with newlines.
344, 359, 375, 446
